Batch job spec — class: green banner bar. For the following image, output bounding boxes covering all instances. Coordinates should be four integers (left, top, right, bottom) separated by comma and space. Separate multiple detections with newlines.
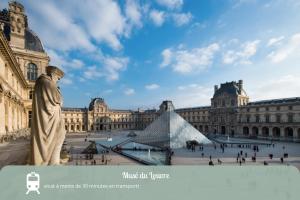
0, 166, 299, 200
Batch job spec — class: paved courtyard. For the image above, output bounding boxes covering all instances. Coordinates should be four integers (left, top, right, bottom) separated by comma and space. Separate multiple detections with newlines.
65, 131, 300, 169
64, 131, 140, 166
0, 131, 299, 169
0, 139, 29, 168
172, 142, 300, 169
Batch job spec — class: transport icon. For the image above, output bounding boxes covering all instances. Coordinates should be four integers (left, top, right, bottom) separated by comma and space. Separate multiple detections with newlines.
26, 172, 40, 195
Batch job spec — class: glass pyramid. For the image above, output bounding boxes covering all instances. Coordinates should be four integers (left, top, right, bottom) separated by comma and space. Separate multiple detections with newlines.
134, 101, 211, 149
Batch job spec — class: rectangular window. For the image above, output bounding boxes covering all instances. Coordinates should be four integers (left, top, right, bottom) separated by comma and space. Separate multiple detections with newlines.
265, 115, 270, 123
277, 106, 280, 111
29, 90, 33, 99
256, 115, 259, 123
288, 114, 293, 123
5, 64, 8, 79
276, 115, 281, 123
28, 111, 32, 128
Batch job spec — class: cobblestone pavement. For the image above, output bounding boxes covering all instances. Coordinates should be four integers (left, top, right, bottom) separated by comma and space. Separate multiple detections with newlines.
0, 139, 29, 168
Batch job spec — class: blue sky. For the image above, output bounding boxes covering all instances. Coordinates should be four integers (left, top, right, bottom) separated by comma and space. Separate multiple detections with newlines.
1, 0, 300, 109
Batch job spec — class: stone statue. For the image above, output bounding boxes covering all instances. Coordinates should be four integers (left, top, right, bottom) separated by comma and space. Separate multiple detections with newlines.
29, 66, 65, 165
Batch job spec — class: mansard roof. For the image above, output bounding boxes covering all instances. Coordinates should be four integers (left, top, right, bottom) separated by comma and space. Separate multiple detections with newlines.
62, 107, 87, 112
88, 97, 107, 111
25, 28, 45, 52
248, 97, 300, 106
213, 81, 247, 98
175, 106, 211, 112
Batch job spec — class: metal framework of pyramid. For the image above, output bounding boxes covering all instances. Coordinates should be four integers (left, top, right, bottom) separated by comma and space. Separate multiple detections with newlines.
134, 102, 211, 148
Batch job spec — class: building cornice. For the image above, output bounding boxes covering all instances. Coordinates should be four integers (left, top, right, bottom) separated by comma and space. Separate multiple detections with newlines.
12, 47, 49, 60
0, 31, 28, 87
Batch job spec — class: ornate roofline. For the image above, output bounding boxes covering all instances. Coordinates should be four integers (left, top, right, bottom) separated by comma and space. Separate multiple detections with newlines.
247, 97, 300, 106
175, 106, 211, 112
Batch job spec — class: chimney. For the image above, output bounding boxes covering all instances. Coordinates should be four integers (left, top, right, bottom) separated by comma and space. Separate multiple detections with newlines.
238, 80, 243, 92
214, 85, 218, 93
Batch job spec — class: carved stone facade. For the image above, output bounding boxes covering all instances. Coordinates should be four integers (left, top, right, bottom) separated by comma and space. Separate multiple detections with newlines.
0, 1, 49, 142
0, 29, 28, 138
176, 81, 300, 141
62, 98, 158, 132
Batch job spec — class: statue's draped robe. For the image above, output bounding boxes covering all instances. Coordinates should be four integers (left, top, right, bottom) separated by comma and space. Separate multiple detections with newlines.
30, 74, 65, 165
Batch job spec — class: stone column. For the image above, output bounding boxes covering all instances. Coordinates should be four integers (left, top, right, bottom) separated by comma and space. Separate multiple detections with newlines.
293, 127, 297, 139
280, 127, 285, 138
258, 126, 262, 136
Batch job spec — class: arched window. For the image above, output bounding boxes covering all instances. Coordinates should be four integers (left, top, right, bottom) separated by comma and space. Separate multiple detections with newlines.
27, 63, 38, 80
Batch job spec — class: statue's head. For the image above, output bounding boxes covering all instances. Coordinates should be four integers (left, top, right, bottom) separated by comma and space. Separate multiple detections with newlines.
46, 66, 64, 83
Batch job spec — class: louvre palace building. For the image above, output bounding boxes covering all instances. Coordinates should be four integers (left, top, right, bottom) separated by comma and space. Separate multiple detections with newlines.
62, 81, 300, 142
1, 2, 300, 143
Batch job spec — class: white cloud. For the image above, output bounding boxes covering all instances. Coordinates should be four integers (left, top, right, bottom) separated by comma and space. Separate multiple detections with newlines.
156, 0, 183, 10
69, 59, 84, 69
170, 84, 213, 108
161, 43, 220, 74
74, 0, 126, 51
149, 9, 192, 27
83, 56, 129, 81
249, 75, 300, 101
9, 0, 136, 85
23, 0, 193, 53
222, 40, 260, 65
125, 0, 143, 35
48, 49, 84, 71
222, 50, 237, 64
267, 33, 300, 63
145, 84, 160, 90
172, 12, 192, 26
125, 0, 142, 26
26, 0, 146, 52
83, 66, 103, 80
124, 88, 135, 95
60, 77, 73, 85
103, 56, 129, 81
28, 1, 96, 52
160, 48, 172, 67
267, 36, 285, 47
149, 10, 165, 26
